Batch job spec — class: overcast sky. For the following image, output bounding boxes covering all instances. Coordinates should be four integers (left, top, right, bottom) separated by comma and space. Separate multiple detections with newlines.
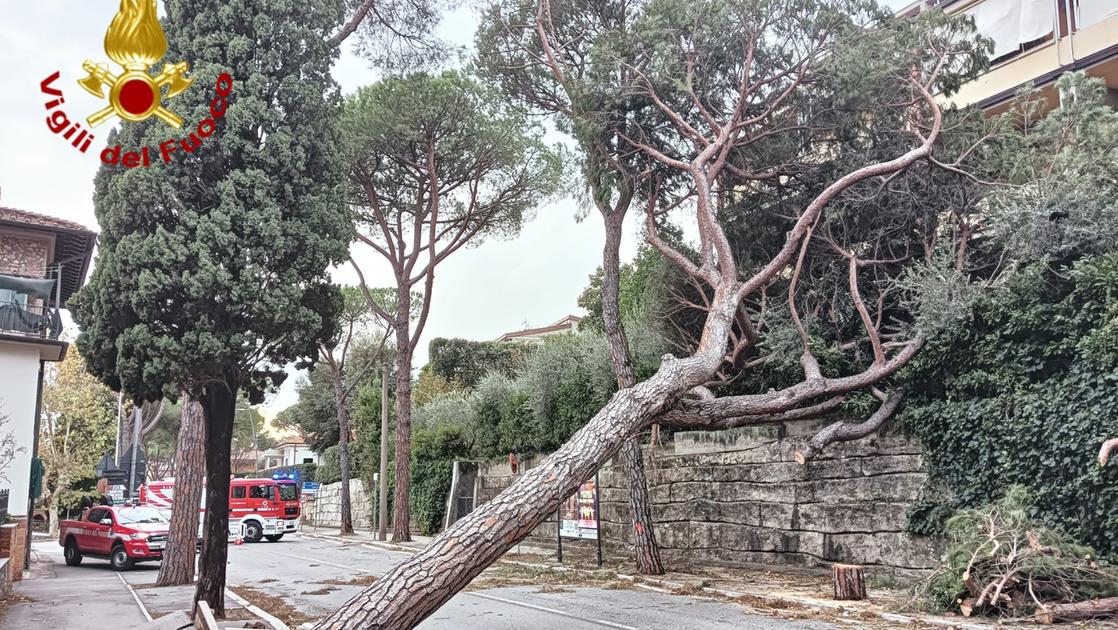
0, 0, 910, 424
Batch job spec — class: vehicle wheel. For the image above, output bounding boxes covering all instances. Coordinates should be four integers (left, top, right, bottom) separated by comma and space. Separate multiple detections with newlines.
243, 521, 263, 543
110, 543, 134, 571
63, 539, 83, 567
264, 534, 284, 542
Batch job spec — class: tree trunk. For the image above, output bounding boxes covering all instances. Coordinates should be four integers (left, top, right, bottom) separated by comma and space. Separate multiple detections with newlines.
194, 379, 236, 617
157, 391, 204, 586
391, 293, 413, 542
311, 289, 738, 629
599, 209, 663, 575
832, 564, 866, 601
334, 377, 354, 535
47, 484, 63, 538
1035, 597, 1118, 623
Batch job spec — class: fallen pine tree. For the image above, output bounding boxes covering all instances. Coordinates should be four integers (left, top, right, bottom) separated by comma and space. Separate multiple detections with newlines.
918, 486, 1118, 622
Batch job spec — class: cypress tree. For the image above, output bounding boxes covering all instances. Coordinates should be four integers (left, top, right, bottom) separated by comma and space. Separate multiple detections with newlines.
71, 0, 350, 614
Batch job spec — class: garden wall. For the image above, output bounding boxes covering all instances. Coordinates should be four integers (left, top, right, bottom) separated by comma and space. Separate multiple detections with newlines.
301, 479, 373, 530
475, 422, 941, 577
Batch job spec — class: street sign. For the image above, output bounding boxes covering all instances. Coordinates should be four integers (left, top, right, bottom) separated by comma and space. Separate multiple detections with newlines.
301, 482, 321, 496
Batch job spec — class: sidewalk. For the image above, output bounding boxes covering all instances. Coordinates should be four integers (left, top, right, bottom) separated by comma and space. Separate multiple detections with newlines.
1, 541, 281, 630
3, 545, 150, 629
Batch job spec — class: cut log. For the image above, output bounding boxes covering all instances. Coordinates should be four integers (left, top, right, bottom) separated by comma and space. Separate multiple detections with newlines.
832, 564, 867, 601
1035, 596, 1118, 624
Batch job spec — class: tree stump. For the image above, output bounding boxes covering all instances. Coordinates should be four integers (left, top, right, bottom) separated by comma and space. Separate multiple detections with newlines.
832, 564, 867, 601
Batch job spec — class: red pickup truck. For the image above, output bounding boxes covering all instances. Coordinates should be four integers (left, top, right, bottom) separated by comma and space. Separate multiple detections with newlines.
59, 505, 171, 570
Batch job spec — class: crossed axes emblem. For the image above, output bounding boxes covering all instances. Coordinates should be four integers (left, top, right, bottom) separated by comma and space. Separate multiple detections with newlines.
79, 60, 192, 128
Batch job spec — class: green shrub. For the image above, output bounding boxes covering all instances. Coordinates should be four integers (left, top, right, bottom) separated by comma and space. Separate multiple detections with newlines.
315, 444, 364, 485
918, 486, 1118, 615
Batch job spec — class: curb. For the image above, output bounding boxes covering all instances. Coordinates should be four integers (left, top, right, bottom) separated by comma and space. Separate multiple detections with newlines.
226, 587, 290, 630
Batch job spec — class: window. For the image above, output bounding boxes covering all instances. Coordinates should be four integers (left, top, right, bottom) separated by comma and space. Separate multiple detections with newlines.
276, 484, 298, 501
0, 289, 26, 307
231, 486, 246, 499
302, 457, 314, 464
249, 485, 270, 500
88, 508, 109, 525
116, 508, 167, 525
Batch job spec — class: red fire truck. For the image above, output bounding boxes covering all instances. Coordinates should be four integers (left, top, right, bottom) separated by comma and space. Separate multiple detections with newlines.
140, 477, 301, 542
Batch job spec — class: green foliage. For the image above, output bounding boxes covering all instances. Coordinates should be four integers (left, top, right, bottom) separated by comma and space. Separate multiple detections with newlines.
316, 443, 365, 485
409, 423, 469, 535
903, 254, 1118, 555
919, 486, 1118, 615
425, 338, 530, 389
984, 74, 1118, 262
71, 0, 351, 404
39, 346, 116, 512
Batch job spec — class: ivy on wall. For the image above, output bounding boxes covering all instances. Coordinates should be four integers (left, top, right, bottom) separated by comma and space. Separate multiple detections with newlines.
902, 255, 1118, 555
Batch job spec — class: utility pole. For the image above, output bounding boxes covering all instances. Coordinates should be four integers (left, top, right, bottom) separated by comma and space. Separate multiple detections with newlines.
127, 404, 141, 501
378, 363, 389, 541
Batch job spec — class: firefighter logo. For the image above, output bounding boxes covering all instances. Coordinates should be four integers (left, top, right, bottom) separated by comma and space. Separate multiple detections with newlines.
78, 0, 193, 129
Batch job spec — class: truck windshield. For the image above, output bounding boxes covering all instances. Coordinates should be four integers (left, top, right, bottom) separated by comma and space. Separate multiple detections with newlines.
276, 483, 298, 501
116, 507, 168, 524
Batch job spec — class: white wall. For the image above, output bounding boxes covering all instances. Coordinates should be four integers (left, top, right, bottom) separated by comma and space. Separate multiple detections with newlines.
0, 342, 42, 517
283, 445, 319, 466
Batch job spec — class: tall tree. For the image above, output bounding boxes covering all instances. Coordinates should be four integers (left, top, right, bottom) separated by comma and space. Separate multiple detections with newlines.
478, 0, 671, 573
71, 0, 350, 613
156, 393, 204, 586
318, 287, 390, 534
314, 1, 987, 626
342, 70, 561, 541
39, 345, 116, 537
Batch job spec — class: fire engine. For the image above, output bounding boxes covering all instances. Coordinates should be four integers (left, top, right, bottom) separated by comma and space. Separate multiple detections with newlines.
140, 477, 301, 542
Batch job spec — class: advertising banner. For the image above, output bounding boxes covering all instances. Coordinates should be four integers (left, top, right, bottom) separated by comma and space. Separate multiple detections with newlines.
559, 478, 599, 540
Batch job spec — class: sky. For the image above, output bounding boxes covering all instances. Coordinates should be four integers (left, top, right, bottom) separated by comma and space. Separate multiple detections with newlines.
0, 0, 912, 425
0, 2, 647, 423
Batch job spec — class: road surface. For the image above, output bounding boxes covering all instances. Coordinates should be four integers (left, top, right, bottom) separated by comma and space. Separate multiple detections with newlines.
4, 535, 839, 629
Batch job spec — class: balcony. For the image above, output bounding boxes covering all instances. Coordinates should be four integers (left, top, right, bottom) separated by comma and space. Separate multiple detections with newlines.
0, 274, 63, 341
940, 0, 1118, 112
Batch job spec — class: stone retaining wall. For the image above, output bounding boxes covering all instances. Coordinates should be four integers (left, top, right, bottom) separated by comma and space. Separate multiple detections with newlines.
301, 479, 373, 529
475, 423, 940, 577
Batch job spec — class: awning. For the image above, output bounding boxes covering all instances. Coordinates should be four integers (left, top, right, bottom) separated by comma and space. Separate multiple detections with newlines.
0, 274, 56, 300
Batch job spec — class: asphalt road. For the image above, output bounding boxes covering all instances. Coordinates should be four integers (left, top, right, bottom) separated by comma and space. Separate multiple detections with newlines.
4, 535, 839, 629
210, 534, 838, 630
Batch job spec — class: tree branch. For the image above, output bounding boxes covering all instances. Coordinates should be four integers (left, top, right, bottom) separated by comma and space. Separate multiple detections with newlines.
794, 390, 904, 464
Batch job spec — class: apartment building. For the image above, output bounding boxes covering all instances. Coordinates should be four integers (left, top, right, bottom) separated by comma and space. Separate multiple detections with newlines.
898, 0, 1118, 113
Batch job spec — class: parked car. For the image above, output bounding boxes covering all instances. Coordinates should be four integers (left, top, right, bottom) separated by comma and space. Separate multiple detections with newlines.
58, 505, 171, 570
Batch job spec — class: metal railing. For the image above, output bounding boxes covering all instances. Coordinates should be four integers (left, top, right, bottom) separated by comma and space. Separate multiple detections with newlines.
0, 299, 62, 340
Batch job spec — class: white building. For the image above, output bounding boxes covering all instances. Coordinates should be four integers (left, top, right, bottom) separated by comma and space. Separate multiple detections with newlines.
0, 206, 95, 575
258, 438, 320, 469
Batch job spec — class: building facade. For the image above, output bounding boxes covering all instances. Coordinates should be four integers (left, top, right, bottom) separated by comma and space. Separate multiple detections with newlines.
899, 0, 1118, 113
0, 206, 95, 577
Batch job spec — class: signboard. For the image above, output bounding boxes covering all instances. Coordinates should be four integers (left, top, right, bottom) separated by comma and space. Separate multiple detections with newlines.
559, 478, 599, 540
301, 482, 321, 496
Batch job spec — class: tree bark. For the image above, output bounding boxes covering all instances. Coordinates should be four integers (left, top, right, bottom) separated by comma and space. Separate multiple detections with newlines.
391, 290, 413, 542
334, 377, 355, 535
194, 379, 236, 617
832, 564, 866, 601
1035, 597, 1118, 623
599, 208, 663, 575
157, 391, 204, 586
